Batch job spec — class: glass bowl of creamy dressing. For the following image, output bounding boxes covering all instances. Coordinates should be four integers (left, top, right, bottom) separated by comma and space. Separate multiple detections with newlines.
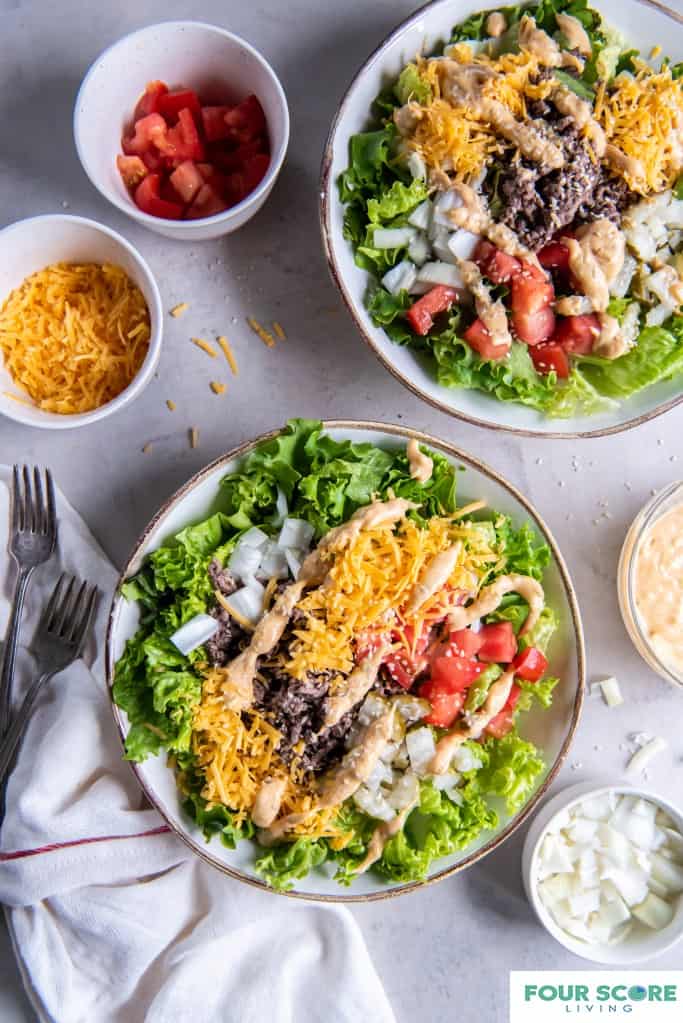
618, 482, 683, 688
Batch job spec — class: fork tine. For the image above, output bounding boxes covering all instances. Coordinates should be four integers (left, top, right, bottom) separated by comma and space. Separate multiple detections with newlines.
51, 575, 76, 635
22, 465, 34, 533
11, 465, 21, 532
33, 467, 45, 535
45, 468, 57, 544
65, 580, 88, 643
72, 585, 98, 653
41, 573, 67, 631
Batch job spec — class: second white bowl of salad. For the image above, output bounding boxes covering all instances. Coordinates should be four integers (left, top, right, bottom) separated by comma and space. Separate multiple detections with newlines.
106, 419, 584, 899
321, 0, 683, 438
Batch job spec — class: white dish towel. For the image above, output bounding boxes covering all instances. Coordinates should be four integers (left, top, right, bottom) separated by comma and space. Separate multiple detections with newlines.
0, 468, 395, 1023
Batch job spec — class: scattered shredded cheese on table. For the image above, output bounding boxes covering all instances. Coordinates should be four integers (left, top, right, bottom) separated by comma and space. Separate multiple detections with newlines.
170, 302, 188, 318
166, 399, 176, 411
0, 262, 150, 414
210, 380, 226, 395
246, 317, 275, 348
218, 336, 238, 375
191, 337, 217, 358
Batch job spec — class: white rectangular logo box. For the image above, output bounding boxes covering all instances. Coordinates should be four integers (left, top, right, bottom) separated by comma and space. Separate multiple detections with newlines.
510, 972, 683, 1022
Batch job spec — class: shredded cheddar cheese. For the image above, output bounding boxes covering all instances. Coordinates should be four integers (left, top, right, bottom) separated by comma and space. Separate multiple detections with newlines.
596, 61, 683, 195
286, 515, 500, 680
210, 380, 226, 395
246, 317, 275, 348
272, 321, 286, 341
166, 398, 176, 411
192, 668, 343, 837
0, 262, 150, 414
170, 302, 188, 318
189, 426, 199, 449
218, 336, 238, 375
191, 337, 217, 358
406, 50, 552, 181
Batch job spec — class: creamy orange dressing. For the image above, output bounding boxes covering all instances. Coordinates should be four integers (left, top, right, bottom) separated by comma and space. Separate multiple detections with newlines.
634, 503, 683, 673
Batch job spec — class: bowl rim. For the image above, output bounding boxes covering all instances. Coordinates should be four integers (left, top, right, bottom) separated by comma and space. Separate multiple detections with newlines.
523, 780, 683, 964
618, 480, 683, 688
104, 418, 586, 901
73, 19, 290, 230
0, 212, 163, 430
319, 0, 683, 440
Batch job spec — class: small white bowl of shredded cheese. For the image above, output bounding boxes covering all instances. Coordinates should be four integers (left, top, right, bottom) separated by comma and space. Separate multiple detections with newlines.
523, 782, 683, 964
0, 214, 162, 430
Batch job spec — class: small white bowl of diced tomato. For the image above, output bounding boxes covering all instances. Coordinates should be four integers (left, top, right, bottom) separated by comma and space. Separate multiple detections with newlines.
74, 21, 289, 241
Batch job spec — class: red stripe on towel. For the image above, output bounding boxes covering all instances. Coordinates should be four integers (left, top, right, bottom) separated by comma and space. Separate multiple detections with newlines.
0, 824, 172, 861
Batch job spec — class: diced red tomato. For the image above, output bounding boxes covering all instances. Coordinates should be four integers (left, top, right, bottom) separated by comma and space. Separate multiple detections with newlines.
463, 317, 510, 361
512, 646, 549, 682
449, 628, 484, 658
158, 89, 201, 123
419, 682, 465, 728
431, 655, 485, 692
406, 285, 458, 336
141, 149, 165, 172
486, 684, 521, 738
223, 94, 267, 143
133, 174, 183, 219
133, 81, 168, 120
158, 107, 205, 163
116, 155, 148, 190
201, 106, 234, 141
209, 138, 266, 171
529, 342, 570, 378
382, 654, 415, 689
185, 183, 230, 219
169, 160, 204, 204
226, 153, 270, 203
474, 240, 521, 284
552, 314, 599, 355
477, 621, 517, 664
121, 113, 168, 156
538, 240, 570, 273
510, 262, 555, 346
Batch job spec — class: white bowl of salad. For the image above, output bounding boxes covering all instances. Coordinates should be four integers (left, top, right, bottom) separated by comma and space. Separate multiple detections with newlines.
106, 420, 584, 898
321, 0, 683, 437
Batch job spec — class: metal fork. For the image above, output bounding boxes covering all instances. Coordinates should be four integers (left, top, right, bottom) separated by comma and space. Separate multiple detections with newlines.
0, 466, 57, 736
0, 573, 97, 790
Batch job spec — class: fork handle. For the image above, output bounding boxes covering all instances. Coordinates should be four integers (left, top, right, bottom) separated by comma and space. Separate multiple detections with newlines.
0, 671, 51, 788
0, 567, 34, 737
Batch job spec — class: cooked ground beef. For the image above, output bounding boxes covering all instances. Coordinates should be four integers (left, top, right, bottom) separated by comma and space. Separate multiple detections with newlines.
208, 559, 238, 597
254, 669, 357, 775
491, 96, 636, 251
205, 560, 247, 666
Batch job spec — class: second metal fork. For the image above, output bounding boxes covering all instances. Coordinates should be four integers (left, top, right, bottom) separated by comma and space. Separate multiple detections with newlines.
0, 573, 97, 790
0, 466, 57, 736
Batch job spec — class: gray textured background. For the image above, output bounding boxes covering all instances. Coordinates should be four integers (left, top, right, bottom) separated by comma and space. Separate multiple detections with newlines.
1, 1, 683, 1020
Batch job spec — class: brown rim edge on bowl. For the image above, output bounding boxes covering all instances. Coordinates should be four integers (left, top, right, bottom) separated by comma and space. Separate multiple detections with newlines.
319, 0, 683, 440
105, 420, 586, 901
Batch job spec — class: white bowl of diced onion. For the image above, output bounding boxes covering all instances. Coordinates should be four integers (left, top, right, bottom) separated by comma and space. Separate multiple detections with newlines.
522, 782, 683, 964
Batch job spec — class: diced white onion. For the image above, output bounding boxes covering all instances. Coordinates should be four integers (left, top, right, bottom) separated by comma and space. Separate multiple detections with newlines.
382, 259, 417, 296
239, 526, 269, 549
451, 745, 483, 773
223, 581, 265, 625
274, 486, 288, 525
387, 771, 419, 810
431, 228, 460, 265
627, 736, 668, 776
407, 233, 431, 267
228, 542, 263, 582
446, 229, 481, 261
645, 302, 675, 328
431, 188, 462, 228
366, 759, 394, 792
257, 541, 289, 580
407, 199, 432, 229
353, 785, 395, 821
284, 548, 303, 579
393, 695, 430, 723
632, 891, 675, 930
357, 694, 388, 727
598, 676, 623, 708
373, 226, 416, 249
649, 851, 683, 893
432, 771, 461, 791
405, 727, 436, 776
407, 152, 427, 181
278, 517, 315, 551
609, 254, 638, 298
169, 613, 219, 655
416, 260, 463, 289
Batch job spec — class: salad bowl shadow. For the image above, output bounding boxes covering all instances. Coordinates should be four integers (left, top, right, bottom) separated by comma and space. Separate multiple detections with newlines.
106, 421, 585, 900
320, 0, 683, 439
